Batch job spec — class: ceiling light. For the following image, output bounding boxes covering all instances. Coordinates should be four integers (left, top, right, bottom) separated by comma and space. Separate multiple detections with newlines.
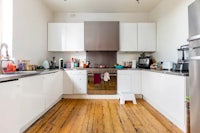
136, 0, 140, 4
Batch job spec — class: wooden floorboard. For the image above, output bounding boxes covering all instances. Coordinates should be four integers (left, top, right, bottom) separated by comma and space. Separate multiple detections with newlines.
24, 99, 183, 133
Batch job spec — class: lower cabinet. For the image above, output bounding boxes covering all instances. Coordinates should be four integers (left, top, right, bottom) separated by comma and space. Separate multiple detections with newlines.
43, 71, 63, 109
63, 70, 87, 94
0, 71, 63, 133
20, 75, 45, 130
117, 70, 141, 94
141, 71, 186, 131
0, 80, 21, 133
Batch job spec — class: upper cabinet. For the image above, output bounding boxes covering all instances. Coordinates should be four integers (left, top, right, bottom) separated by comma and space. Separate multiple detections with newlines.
48, 23, 84, 51
120, 23, 138, 51
119, 22, 156, 52
48, 23, 66, 51
138, 23, 156, 52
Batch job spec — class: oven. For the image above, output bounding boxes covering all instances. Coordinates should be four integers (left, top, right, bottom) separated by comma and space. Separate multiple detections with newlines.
87, 68, 117, 95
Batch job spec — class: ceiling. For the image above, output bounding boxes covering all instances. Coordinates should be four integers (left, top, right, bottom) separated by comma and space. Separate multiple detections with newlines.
42, 0, 162, 13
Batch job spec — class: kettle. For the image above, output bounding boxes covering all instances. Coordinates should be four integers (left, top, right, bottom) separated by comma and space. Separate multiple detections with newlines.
59, 58, 64, 69
43, 60, 50, 69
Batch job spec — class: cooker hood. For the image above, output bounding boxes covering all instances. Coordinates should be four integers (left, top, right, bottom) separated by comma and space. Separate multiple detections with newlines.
84, 21, 119, 51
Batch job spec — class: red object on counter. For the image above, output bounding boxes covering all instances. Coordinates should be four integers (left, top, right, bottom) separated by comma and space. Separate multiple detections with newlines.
6, 62, 16, 72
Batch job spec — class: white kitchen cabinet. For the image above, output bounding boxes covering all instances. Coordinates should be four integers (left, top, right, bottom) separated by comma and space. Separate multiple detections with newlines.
0, 80, 21, 133
63, 70, 74, 94
120, 23, 138, 51
48, 23, 66, 51
138, 23, 156, 51
54, 71, 63, 98
43, 71, 63, 109
117, 70, 141, 94
63, 70, 87, 94
73, 75, 87, 94
43, 73, 55, 109
141, 71, 186, 131
48, 23, 84, 51
20, 75, 45, 129
66, 23, 84, 51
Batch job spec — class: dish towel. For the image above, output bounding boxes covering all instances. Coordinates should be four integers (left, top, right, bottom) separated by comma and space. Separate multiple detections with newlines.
94, 73, 101, 84
104, 72, 110, 82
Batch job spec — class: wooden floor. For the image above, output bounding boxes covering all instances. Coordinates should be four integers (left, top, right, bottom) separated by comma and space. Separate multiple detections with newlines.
25, 99, 183, 133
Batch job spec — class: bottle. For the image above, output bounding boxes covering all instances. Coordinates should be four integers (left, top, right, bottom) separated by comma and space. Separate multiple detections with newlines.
59, 58, 64, 69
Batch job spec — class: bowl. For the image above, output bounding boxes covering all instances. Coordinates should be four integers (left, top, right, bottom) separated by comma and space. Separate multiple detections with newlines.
115, 65, 124, 69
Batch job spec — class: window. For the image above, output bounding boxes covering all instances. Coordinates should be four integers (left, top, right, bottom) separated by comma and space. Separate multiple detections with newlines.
1, 0, 13, 58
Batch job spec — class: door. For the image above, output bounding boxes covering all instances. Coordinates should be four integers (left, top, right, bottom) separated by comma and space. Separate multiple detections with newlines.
117, 70, 132, 93
73, 75, 87, 94
189, 36, 200, 133
188, 0, 200, 37
131, 70, 141, 94
20, 76, 45, 127
0, 80, 21, 133
63, 71, 73, 94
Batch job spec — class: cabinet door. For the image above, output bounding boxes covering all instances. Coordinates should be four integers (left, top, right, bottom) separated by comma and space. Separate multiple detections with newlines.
66, 23, 84, 51
20, 75, 45, 128
138, 23, 156, 51
117, 70, 132, 93
120, 23, 138, 51
0, 80, 21, 133
142, 71, 186, 130
48, 23, 66, 51
43, 73, 57, 109
63, 71, 73, 94
73, 75, 87, 94
54, 71, 63, 98
131, 70, 141, 94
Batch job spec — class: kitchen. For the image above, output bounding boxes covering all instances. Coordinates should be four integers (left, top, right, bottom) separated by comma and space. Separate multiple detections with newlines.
0, 0, 198, 133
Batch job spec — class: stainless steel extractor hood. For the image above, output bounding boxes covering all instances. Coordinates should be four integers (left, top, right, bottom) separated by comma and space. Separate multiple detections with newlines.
84, 21, 119, 51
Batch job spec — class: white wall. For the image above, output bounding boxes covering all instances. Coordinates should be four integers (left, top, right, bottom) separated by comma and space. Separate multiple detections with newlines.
48, 12, 152, 65
13, 0, 53, 65
149, 0, 195, 62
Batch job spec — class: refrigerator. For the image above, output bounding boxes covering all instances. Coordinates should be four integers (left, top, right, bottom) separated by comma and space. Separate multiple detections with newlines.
188, 0, 200, 133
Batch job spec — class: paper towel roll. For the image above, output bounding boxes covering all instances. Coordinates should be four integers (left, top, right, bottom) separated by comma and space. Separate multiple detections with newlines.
132, 60, 137, 68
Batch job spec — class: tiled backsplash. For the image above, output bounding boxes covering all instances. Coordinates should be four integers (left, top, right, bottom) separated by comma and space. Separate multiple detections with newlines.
47, 51, 152, 66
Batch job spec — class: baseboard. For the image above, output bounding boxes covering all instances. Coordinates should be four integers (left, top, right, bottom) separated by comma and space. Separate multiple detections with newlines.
62, 94, 143, 99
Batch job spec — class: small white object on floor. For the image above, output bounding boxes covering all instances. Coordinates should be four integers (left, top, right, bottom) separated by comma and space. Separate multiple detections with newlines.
120, 91, 137, 104
104, 72, 110, 82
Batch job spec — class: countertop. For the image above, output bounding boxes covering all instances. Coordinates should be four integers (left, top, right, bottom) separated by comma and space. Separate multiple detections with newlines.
118, 68, 189, 76
0, 69, 60, 82
65, 67, 189, 76
0, 67, 188, 83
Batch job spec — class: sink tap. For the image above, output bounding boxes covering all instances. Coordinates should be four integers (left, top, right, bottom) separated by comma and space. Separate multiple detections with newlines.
0, 43, 10, 74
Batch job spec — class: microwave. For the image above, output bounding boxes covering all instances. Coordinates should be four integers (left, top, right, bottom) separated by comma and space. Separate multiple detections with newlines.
137, 57, 152, 69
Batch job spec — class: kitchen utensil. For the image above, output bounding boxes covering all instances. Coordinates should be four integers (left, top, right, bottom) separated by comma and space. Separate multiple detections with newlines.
43, 60, 49, 69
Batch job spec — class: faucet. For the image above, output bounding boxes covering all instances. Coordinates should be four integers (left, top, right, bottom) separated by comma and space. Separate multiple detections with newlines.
0, 43, 10, 74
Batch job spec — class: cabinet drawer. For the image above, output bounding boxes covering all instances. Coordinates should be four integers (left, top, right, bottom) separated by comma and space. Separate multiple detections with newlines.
117, 70, 132, 75
65, 70, 87, 75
